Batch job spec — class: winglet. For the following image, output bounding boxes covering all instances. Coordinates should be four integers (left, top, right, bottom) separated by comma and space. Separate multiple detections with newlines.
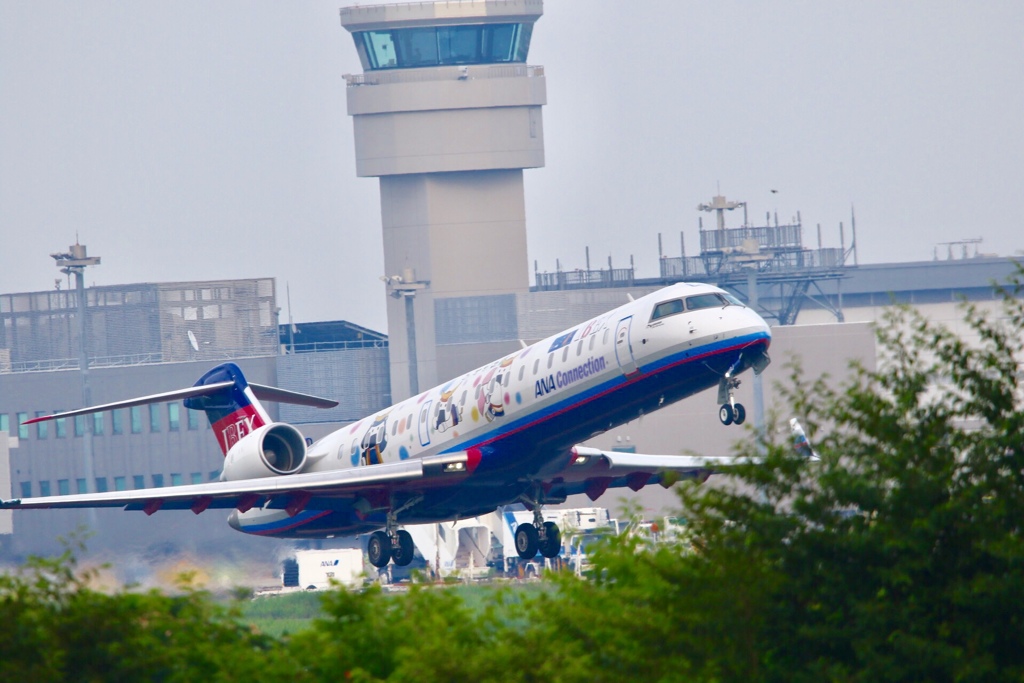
790, 418, 820, 462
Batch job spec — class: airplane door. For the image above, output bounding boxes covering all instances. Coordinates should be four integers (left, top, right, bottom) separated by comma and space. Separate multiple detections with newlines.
614, 316, 639, 376
418, 400, 433, 447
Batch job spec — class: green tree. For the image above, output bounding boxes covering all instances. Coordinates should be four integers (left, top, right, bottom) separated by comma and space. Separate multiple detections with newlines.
0, 542, 297, 682
536, 283, 1024, 682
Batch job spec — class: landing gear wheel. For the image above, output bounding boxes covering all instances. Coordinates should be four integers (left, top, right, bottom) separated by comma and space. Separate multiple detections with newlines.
719, 404, 734, 426
367, 530, 392, 568
515, 523, 539, 559
392, 529, 415, 567
733, 403, 746, 425
539, 521, 561, 558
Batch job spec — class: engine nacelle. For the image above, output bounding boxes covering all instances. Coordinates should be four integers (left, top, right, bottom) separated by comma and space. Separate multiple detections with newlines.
221, 423, 307, 481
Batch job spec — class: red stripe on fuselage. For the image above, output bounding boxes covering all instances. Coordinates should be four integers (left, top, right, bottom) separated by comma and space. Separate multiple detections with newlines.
212, 405, 265, 455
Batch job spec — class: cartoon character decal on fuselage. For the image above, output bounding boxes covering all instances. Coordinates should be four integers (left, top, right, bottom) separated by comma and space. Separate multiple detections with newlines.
434, 381, 461, 433
485, 356, 515, 421
361, 412, 389, 465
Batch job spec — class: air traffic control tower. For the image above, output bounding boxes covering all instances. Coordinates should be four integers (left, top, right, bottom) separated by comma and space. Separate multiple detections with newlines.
340, 0, 545, 400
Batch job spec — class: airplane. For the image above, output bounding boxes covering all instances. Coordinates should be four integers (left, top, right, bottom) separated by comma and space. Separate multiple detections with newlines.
1, 282, 772, 568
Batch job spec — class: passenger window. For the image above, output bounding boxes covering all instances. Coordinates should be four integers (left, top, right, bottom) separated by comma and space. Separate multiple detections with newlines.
533, 359, 540, 374
576, 340, 583, 356
406, 414, 412, 429
547, 354, 554, 369
391, 420, 398, 436
603, 329, 610, 345
589, 335, 596, 351
518, 365, 525, 381
686, 294, 724, 311
504, 371, 511, 387
651, 299, 684, 321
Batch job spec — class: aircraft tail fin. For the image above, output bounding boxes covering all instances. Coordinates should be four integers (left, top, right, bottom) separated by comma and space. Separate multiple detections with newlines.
184, 363, 273, 456
183, 363, 339, 456
789, 418, 820, 462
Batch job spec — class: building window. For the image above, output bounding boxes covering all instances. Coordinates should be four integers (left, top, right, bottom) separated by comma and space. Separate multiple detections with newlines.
0, 414, 8, 435
152, 474, 164, 488
95, 477, 108, 493
190, 472, 203, 485
55, 416, 66, 438
149, 404, 161, 432
35, 412, 48, 439
76, 478, 87, 494
168, 403, 180, 431
133, 475, 145, 490
435, 294, 518, 344
209, 470, 220, 481
112, 409, 124, 435
130, 406, 142, 434
74, 415, 86, 437
170, 473, 183, 486
93, 412, 104, 436
58, 479, 70, 496
187, 408, 199, 431
39, 481, 51, 497
20, 481, 31, 498
17, 412, 28, 440
114, 476, 127, 491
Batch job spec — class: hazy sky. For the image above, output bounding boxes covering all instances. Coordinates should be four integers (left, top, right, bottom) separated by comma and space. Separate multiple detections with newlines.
2, 1, 1022, 332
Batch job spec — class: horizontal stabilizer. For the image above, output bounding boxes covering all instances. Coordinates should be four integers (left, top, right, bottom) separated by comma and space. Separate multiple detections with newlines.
249, 383, 339, 409
22, 379, 338, 426
22, 382, 235, 424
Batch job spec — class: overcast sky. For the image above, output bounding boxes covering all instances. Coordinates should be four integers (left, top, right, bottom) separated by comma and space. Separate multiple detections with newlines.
2, 1, 1022, 332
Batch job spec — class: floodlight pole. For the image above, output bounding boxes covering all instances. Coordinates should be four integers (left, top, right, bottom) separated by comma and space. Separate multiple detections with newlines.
382, 271, 428, 397
50, 243, 100, 501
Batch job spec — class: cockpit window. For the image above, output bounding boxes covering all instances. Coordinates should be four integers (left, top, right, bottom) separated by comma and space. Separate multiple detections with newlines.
685, 294, 725, 311
721, 292, 745, 307
650, 299, 684, 321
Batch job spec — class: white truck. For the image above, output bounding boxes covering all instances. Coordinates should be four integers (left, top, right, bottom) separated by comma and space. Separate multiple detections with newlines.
282, 548, 364, 590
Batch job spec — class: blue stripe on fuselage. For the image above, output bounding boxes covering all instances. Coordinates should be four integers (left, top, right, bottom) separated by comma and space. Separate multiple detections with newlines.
445, 330, 769, 459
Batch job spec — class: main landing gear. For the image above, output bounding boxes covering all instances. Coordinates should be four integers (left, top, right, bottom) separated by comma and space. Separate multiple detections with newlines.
515, 491, 562, 560
367, 496, 422, 568
717, 375, 746, 426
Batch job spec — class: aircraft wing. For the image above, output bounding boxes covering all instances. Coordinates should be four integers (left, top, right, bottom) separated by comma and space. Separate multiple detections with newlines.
553, 418, 815, 501
0, 452, 474, 515
549, 446, 751, 501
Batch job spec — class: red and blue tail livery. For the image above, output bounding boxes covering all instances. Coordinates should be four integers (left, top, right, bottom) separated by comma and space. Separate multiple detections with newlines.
184, 363, 271, 455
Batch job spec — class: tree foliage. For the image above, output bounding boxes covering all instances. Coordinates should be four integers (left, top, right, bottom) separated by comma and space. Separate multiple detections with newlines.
3, 285, 1024, 681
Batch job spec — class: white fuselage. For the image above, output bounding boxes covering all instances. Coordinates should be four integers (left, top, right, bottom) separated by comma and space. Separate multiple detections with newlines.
231, 282, 771, 535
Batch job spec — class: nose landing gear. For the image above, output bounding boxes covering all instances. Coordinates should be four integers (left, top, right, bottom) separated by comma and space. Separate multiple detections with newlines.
717, 375, 746, 426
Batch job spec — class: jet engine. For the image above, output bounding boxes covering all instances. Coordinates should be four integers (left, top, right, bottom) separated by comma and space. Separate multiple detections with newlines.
221, 423, 307, 481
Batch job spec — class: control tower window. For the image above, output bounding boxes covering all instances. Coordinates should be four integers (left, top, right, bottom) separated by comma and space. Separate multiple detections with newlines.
355, 23, 533, 70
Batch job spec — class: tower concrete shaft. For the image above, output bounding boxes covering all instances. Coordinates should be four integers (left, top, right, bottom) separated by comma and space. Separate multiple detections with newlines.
341, 0, 545, 399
